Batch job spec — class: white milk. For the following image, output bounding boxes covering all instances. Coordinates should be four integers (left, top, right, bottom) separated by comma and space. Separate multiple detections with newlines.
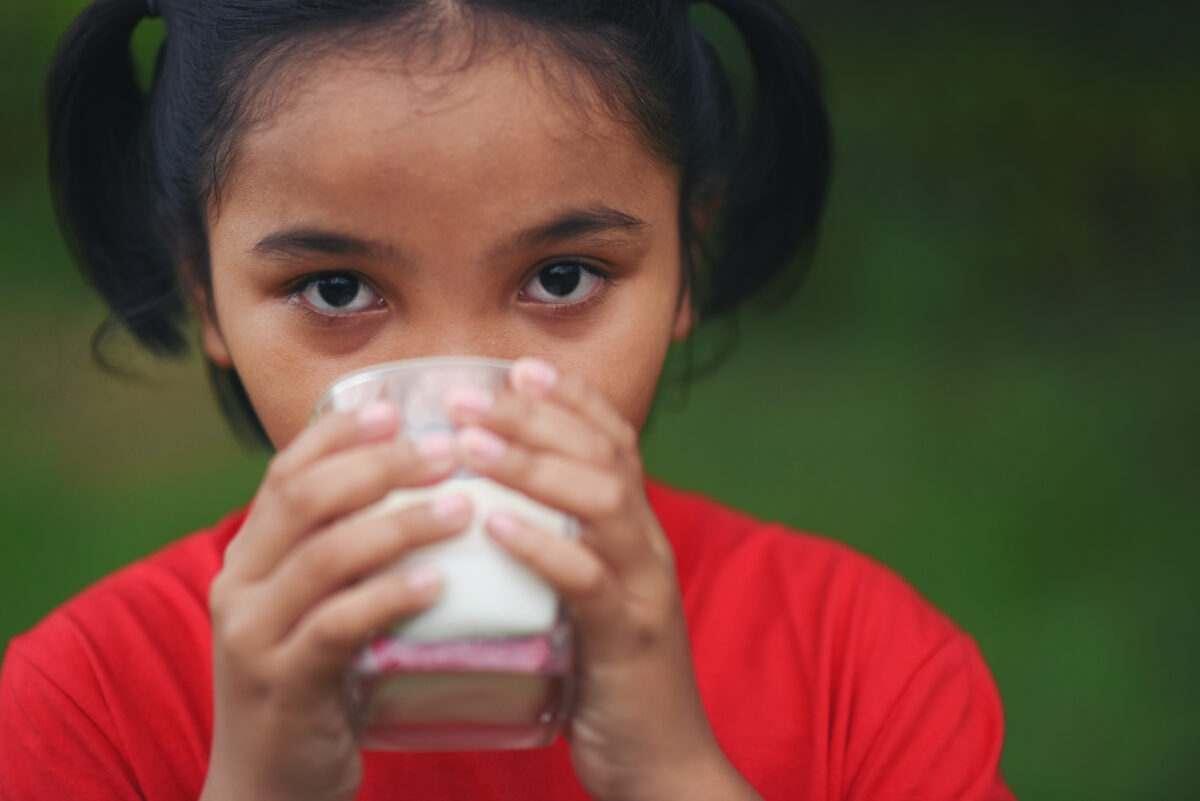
366, 477, 574, 641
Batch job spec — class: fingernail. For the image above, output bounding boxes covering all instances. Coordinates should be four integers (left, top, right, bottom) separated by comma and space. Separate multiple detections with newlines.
416, 433, 455, 463
447, 386, 494, 416
431, 493, 471, 523
513, 358, 558, 392
460, 427, 506, 464
404, 565, 442, 595
357, 401, 398, 436
486, 512, 519, 542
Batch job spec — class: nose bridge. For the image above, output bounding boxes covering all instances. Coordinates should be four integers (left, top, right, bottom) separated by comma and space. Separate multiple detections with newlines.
388, 302, 511, 362
373, 250, 524, 361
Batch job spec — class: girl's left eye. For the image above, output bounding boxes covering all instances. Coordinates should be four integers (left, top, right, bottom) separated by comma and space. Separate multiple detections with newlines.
296, 273, 381, 314
521, 263, 604, 304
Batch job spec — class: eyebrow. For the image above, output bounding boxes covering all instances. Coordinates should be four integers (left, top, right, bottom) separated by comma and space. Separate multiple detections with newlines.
512, 206, 648, 250
252, 229, 399, 261
251, 206, 648, 263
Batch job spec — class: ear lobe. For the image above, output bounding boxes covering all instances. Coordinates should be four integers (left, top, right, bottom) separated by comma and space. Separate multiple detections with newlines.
671, 286, 696, 342
199, 310, 234, 369
673, 183, 720, 343
181, 262, 233, 368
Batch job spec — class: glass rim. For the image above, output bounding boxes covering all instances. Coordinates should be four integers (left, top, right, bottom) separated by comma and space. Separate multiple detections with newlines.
312, 355, 515, 418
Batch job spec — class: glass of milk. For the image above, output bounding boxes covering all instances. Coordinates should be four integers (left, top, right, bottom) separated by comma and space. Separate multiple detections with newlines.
312, 357, 576, 751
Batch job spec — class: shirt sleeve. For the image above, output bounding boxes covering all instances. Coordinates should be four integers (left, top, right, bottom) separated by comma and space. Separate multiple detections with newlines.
0, 640, 143, 800
844, 631, 1016, 801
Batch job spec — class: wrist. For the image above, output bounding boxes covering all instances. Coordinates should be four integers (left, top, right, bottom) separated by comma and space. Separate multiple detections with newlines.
599, 746, 761, 801
665, 752, 762, 801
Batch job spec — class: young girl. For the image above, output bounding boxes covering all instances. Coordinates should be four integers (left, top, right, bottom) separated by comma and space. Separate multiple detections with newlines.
0, 0, 1016, 799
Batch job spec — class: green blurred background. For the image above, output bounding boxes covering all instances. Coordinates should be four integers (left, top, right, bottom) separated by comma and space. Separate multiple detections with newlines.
2, 1, 1197, 797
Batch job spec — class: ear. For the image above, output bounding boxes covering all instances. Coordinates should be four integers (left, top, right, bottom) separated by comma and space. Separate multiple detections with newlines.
672, 183, 720, 343
671, 285, 696, 342
181, 261, 233, 368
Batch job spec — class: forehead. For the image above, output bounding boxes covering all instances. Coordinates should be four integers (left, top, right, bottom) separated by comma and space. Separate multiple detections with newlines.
214, 40, 673, 235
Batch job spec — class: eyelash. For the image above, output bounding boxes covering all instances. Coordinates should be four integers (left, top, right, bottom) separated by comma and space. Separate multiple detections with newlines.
285, 263, 615, 321
519, 262, 614, 317
286, 271, 383, 324
535, 284, 609, 317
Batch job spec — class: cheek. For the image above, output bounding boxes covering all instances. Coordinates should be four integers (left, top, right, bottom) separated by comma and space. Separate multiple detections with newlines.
205, 279, 326, 449
602, 347, 671, 431
232, 340, 326, 449
561, 293, 679, 432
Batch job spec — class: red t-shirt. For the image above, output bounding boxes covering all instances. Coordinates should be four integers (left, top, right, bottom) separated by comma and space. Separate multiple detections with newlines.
0, 480, 1016, 800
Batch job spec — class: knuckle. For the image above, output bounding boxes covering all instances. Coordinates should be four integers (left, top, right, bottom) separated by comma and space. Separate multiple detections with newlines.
216, 611, 261, 663
510, 448, 539, 484
262, 453, 291, 491
574, 559, 608, 597
500, 390, 532, 421
653, 539, 677, 572
614, 421, 638, 453
306, 614, 350, 653
252, 653, 287, 693
390, 511, 426, 546
383, 442, 421, 486
628, 613, 665, 651
588, 477, 628, 517
380, 528, 412, 560
276, 477, 316, 521
628, 590, 680, 647
389, 582, 423, 618
208, 574, 235, 620
294, 537, 340, 582
363, 514, 410, 559
220, 537, 246, 570
590, 436, 619, 465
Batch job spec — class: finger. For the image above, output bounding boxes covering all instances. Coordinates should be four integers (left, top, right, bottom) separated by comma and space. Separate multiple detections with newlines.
457, 426, 650, 570
282, 433, 458, 530
228, 434, 458, 580
282, 565, 444, 679
251, 494, 473, 643
510, 358, 638, 456
447, 385, 617, 465
269, 401, 402, 483
484, 511, 622, 637
458, 426, 623, 519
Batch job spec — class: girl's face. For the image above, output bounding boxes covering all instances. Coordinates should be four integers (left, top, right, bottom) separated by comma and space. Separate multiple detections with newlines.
199, 42, 692, 450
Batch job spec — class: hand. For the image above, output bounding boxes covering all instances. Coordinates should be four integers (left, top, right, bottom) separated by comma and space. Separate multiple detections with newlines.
200, 403, 471, 801
448, 359, 762, 801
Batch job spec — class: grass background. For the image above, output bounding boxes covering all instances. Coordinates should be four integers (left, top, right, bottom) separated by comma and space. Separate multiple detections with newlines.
2, 1, 1198, 797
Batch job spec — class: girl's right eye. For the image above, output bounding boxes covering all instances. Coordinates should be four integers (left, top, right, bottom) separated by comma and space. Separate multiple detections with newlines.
295, 273, 382, 315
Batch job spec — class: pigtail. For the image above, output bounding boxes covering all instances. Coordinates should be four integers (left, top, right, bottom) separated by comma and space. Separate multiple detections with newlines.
700, 0, 831, 317
46, 0, 186, 355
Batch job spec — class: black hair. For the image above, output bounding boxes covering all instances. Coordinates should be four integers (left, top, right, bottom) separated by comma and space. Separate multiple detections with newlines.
46, 0, 831, 448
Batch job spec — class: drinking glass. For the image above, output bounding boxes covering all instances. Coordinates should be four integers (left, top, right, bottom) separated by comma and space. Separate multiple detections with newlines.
312, 357, 576, 751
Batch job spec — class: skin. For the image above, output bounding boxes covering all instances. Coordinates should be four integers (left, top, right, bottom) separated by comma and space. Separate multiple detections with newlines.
193, 33, 762, 801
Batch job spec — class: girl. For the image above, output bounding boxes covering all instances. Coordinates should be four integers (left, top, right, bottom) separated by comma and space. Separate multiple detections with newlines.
0, 0, 1016, 799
